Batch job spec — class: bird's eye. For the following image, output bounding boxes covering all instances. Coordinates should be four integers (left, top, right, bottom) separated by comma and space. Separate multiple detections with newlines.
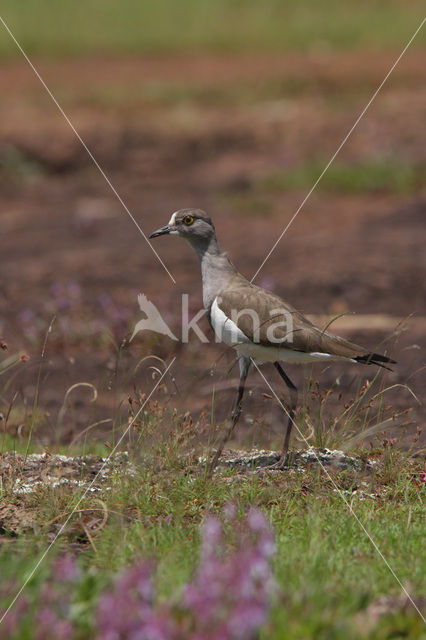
183, 215, 194, 226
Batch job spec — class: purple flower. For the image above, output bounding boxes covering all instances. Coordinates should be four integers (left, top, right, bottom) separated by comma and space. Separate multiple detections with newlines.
18, 308, 36, 324
0, 510, 276, 640
96, 561, 174, 640
52, 555, 80, 583
67, 281, 81, 300
0, 594, 28, 639
98, 293, 131, 336
183, 508, 276, 640
35, 607, 73, 640
96, 509, 275, 639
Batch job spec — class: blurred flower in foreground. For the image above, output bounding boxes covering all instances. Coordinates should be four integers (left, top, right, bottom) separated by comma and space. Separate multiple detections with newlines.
183, 507, 276, 640
0, 585, 28, 640
0, 556, 79, 640
0, 509, 276, 639
96, 507, 276, 640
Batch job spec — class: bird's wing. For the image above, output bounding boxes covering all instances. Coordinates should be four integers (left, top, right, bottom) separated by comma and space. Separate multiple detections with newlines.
216, 279, 366, 358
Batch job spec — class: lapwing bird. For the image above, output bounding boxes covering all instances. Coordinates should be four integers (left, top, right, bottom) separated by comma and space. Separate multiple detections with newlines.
150, 209, 395, 471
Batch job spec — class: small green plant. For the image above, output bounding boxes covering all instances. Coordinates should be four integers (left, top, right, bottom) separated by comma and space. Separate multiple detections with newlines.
129, 391, 209, 470
295, 369, 415, 455
0, 144, 43, 184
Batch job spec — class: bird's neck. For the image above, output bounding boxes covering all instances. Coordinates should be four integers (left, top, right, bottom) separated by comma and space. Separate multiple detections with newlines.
187, 233, 222, 260
188, 234, 237, 311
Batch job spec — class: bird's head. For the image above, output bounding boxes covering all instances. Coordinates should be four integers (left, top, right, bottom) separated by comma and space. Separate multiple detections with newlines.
149, 209, 215, 244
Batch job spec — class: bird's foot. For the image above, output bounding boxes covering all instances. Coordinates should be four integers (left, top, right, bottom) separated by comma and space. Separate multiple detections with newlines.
261, 452, 293, 471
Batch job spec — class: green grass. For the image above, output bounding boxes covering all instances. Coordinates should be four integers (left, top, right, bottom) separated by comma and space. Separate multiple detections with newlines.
0, 448, 424, 638
0, 354, 424, 637
225, 158, 425, 215
250, 158, 426, 194
259, 159, 425, 195
0, 1, 425, 58
0, 389, 424, 638
0, 432, 110, 457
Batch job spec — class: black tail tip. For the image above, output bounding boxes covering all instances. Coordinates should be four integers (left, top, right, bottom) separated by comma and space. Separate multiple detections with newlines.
355, 353, 396, 370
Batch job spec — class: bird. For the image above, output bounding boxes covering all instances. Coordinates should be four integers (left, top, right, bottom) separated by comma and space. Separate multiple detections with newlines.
149, 209, 395, 472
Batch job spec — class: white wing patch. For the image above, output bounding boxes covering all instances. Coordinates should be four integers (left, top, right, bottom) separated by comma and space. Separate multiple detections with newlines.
210, 297, 249, 347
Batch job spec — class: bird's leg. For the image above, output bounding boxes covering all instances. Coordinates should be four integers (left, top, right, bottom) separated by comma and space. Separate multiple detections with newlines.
266, 362, 298, 470
206, 356, 251, 475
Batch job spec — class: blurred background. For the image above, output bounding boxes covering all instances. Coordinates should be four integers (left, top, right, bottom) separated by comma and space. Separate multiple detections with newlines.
0, 1, 425, 452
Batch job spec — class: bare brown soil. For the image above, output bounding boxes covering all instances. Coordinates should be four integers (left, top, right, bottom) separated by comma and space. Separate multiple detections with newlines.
1, 52, 425, 450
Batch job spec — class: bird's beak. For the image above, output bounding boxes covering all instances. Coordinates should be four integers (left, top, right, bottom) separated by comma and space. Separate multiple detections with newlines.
149, 225, 171, 239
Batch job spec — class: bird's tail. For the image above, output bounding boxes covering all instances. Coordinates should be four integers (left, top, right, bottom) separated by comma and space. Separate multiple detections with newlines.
355, 352, 396, 371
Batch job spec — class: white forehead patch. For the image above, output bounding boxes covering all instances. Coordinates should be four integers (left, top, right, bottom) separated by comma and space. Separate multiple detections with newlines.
168, 212, 178, 226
